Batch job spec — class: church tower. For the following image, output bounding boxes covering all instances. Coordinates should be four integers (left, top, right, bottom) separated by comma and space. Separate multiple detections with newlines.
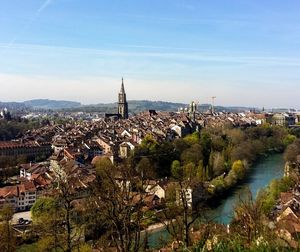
118, 78, 128, 119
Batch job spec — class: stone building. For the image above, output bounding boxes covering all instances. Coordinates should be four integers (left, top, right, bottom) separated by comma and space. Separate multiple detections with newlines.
118, 78, 128, 119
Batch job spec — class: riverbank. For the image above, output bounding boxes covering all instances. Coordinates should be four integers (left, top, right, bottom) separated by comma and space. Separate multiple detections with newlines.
143, 222, 166, 233
207, 151, 283, 204
146, 154, 287, 249
206, 153, 285, 224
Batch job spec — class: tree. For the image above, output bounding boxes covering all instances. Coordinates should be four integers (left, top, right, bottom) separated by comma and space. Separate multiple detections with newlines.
180, 144, 203, 165
132, 139, 176, 178
231, 160, 246, 180
32, 160, 87, 252
136, 157, 155, 179
200, 132, 212, 178
31, 197, 65, 251
55, 161, 86, 252
91, 160, 148, 252
31, 197, 57, 219
211, 135, 227, 152
173, 138, 189, 153
283, 134, 297, 147
0, 204, 15, 252
284, 140, 300, 162
159, 161, 206, 248
227, 128, 245, 145
231, 190, 273, 246
140, 134, 158, 152
183, 132, 200, 146
171, 160, 182, 179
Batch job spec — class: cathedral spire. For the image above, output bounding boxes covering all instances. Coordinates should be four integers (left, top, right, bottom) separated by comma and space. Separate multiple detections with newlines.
118, 77, 128, 119
120, 77, 125, 93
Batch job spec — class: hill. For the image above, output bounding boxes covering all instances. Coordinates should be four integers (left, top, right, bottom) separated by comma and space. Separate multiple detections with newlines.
23, 99, 82, 110
1, 99, 258, 113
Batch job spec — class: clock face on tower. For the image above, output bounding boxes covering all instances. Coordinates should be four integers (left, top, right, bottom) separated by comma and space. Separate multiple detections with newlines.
119, 94, 123, 103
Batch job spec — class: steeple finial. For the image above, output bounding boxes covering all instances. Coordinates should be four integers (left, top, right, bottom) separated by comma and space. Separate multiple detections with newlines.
120, 77, 125, 93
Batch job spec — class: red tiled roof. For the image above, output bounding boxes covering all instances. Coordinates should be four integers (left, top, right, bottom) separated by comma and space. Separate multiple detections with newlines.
0, 141, 50, 149
0, 186, 18, 198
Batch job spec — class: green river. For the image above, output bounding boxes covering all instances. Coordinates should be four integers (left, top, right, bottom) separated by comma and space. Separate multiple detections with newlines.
148, 153, 285, 248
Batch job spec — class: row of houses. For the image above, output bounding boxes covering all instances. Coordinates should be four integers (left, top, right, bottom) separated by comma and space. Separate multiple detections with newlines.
2, 110, 298, 165
0, 157, 94, 212
0, 163, 52, 211
0, 140, 52, 159
272, 185, 300, 248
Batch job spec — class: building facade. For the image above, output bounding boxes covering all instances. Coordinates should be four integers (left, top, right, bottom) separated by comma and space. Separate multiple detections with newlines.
0, 141, 52, 159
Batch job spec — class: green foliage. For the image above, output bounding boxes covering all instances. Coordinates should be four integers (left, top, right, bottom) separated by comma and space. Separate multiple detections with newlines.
209, 160, 246, 195
0, 204, 13, 222
259, 176, 296, 214
36, 236, 63, 252
224, 170, 238, 188
211, 135, 227, 152
198, 237, 290, 252
0, 204, 16, 252
74, 243, 93, 252
289, 127, 300, 138
131, 125, 293, 202
95, 157, 114, 176
16, 243, 39, 252
154, 141, 178, 177
227, 128, 246, 145
283, 134, 297, 147
196, 161, 206, 181
31, 197, 57, 220
231, 141, 261, 163
174, 138, 189, 153
183, 131, 200, 145
209, 175, 226, 194
231, 160, 246, 180
136, 157, 154, 178
183, 162, 196, 180
284, 139, 300, 162
132, 125, 292, 185
210, 152, 226, 176
171, 160, 182, 179
180, 144, 203, 165
200, 132, 212, 169
140, 134, 158, 151
0, 118, 41, 141
132, 137, 177, 177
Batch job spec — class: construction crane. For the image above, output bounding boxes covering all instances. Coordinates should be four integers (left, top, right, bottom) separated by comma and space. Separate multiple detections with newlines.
211, 96, 216, 113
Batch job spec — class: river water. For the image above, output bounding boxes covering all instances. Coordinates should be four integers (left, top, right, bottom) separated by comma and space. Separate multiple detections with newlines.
207, 153, 285, 224
148, 153, 285, 248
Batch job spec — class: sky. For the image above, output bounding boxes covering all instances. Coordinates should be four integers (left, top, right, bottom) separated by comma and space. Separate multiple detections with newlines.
0, 0, 300, 108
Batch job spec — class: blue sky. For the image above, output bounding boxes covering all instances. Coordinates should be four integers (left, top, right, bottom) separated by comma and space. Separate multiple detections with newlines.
0, 0, 300, 108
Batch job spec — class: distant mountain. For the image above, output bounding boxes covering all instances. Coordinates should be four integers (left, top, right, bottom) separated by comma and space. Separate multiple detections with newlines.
0, 99, 260, 113
0, 101, 29, 111
64, 100, 257, 113
24, 99, 82, 110
128, 100, 186, 112
62, 100, 187, 113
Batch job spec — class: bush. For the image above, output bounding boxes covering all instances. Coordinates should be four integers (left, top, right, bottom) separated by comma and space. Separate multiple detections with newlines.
259, 176, 296, 214
231, 160, 246, 180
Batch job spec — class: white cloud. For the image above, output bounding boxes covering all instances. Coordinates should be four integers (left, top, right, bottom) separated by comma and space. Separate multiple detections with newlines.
2, 42, 300, 68
37, 0, 53, 14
